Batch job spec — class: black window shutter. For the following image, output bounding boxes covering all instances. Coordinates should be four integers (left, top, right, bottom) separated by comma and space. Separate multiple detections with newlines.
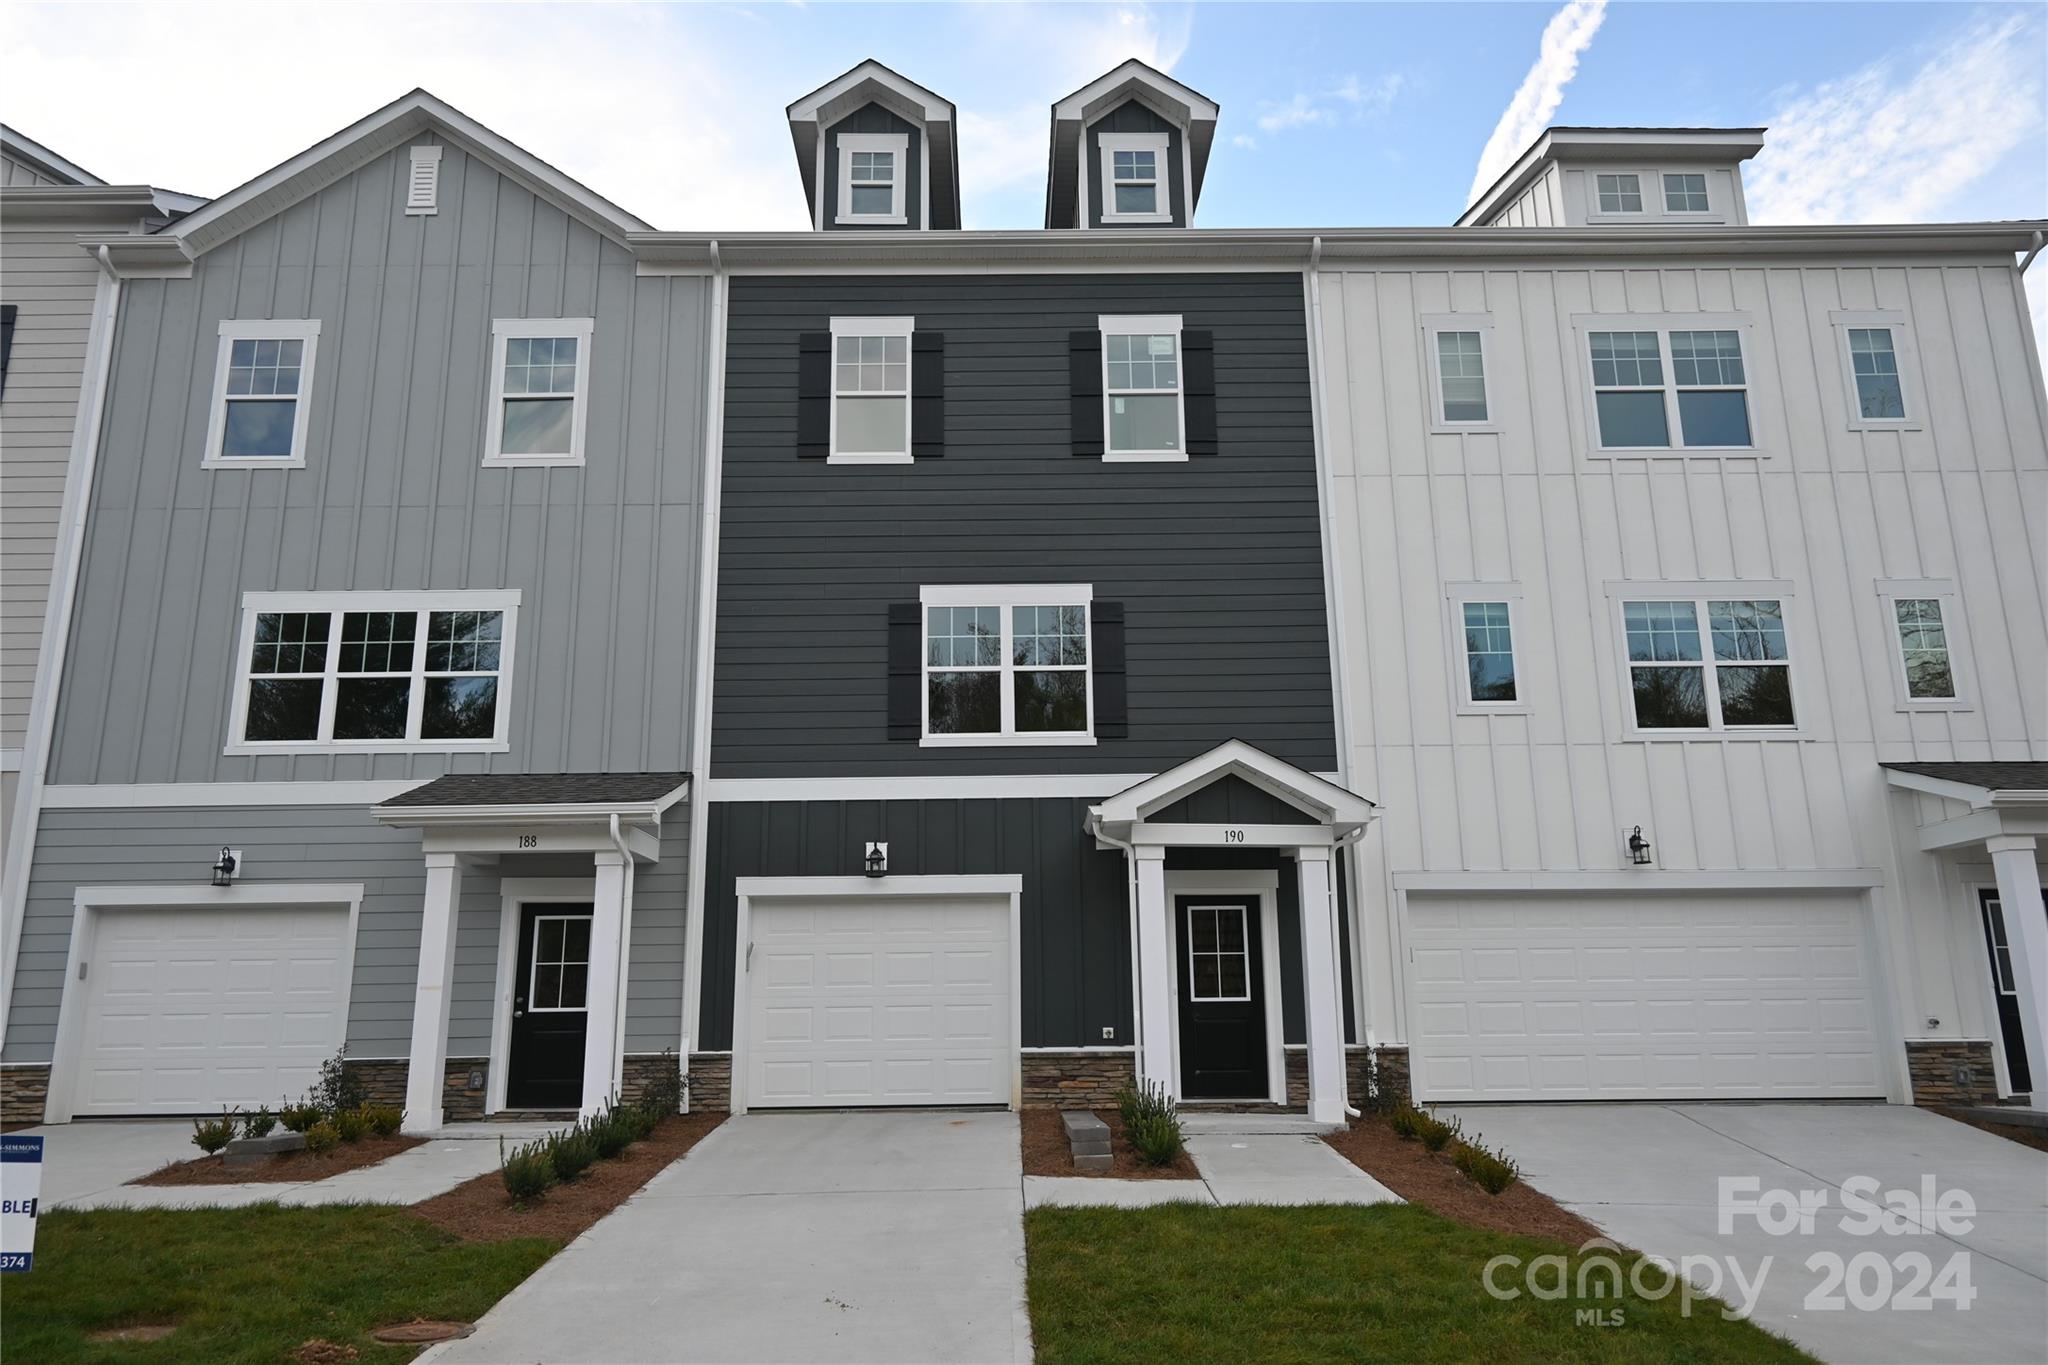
887, 602, 921, 739
1183, 329, 1217, 456
1069, 330, 1103, 457
1092, 600, 1127, 738
911, 331, 945, 459
0, 305, 16, 400
796, 331, 830, 459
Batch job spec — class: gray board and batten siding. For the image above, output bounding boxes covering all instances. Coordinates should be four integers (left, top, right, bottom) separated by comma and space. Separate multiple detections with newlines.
1086, 102, 1187, 229
822, 104, 923, 231
3, 804, 690, 1064
697, 794, 1353, 1052
45, 135, 711, 788
711, 272, 1336, 778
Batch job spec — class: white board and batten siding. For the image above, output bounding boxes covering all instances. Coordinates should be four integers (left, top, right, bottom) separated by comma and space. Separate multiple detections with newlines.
1314, 255, 2048, 1095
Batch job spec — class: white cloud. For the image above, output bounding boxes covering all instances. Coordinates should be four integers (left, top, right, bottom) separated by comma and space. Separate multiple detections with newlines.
1465, 0, 1607, 207
1253, 73, 1404, 135
1232, 134, 1258, 150
1746, 15, 2043, 225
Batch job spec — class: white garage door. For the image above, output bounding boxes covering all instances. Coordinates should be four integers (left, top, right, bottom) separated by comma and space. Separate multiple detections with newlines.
1407, 892, 1886, 1102
72, 905, 352, 1116
744, 896, 1012, 1108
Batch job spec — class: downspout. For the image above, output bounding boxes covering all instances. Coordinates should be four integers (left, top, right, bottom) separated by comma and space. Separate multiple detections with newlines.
1332, 824, 1369, 1119
1087, 811, 1143, 1065
609, 812, 635, 1102
2019, 229, 2045, 275
0, 244, 122, 1051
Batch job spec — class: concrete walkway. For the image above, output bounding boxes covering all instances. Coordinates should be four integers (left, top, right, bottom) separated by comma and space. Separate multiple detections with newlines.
1441, 1102, 2048, 1365
428, 1110, 1033, 1365
1025, 1127, 1402, 1208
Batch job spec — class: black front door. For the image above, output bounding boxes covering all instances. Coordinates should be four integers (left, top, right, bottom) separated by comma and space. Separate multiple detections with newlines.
1980, 889, 2032, 1095
1176, 895, 1267, 1099
507, 903, 593, 1109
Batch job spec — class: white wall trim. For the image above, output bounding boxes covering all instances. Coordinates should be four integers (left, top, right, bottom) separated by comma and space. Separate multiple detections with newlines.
41, 780, 429, 809
45, 882, 365, 1123
1164, 869, 1284, 1105
1, 259, 121, 1052
489, 876, 598, 1115
728, 873, 1024, 1113
1392, 868, 1886, 892
704, 773, 1168, 803
200, 318, 322, 470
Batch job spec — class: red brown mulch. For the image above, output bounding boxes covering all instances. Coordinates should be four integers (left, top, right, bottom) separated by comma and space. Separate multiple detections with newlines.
1019, 1107, 1201, 1180
1323, 1114, 1604, 1245
412, 1113, 724, 1243
1937, 1107, 2048, 1154
131, 1134, 425, 1186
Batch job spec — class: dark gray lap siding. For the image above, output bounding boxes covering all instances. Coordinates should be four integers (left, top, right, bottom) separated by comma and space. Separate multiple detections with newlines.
696, 797, 1354, 1051
712, 273, 1337, 778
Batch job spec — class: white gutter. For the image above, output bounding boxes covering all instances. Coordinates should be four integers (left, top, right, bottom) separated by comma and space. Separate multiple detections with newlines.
0, 245, 121, 1052
2020, 229, 2046, 274
678, 241, 728, 1105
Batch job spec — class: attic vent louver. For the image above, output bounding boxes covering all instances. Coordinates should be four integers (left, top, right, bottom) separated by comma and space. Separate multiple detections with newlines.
406, 145, 443, 215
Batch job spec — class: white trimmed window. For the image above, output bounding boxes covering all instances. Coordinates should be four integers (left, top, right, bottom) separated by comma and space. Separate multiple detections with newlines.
1460, 601, 1518, 704
1829, 312, 1921, 430
1423, 317, 1494, 429
203, 319, 321, 468
921, 584, 1093, 746
1620, 596, 1796, 731
227, 591, 519, 753
1877, 579, 1969, 710
1098, 132, 1171, 222
1663, 173, 1710, 212
485, 318, 593, 467
836, 132, 908, 225
1100, 314, 1184, 461
1583, 320, 1756, 451
1186, 903, 1251, 1001
1596, 173, 1642, 213
830, 316, 913, 463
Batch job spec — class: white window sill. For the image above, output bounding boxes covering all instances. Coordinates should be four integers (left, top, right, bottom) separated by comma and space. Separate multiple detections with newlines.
919, 734, 1098, 748
1894, 699, 1972, 713
1848, 419, 1925, 434
1619, 728, 1802, 742
1102, 212, 1173, 225
1587, 447, 1768, 460
1102, 450, 1187, 463
828, 452, 913, 465
1430, 423, 1500, 436
202, 456, 306, 470
483, 453, 583, 468
1456, 702, 1531, 716
224, 740, 511, 757
834, 214, 908, 227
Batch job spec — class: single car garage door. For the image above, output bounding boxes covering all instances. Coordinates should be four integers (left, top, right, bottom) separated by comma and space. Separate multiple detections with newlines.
1406, 891, 1886, 1102
743, 895, 1012, 1108
71, 903, 353, 1116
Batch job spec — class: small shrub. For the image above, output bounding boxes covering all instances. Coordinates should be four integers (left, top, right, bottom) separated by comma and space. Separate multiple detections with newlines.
278, 1103, 322, 1133
1415, 1109, 1463, 1154
311, 1047, 366, 1115
191, 1111, 237, 1154
636, 1051, 685, 1123
361, 1103, 403, 1137
592, 1100, 635, 1158
1113, 1079, 1183, 1166
303, 1120, 341, 1155
240, 1107, 277, 1140
1388, 1106, 1422, 1140
548, 1124, 599, 1182
332, 1108, 370, 1143
501, 1137, 556, 1201
1453, 1136, 1521, 1194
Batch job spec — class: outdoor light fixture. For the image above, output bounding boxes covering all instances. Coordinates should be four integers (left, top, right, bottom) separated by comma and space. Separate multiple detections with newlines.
863, 842, 888, 878
1626, 826, 1653, 866
211, 846, 239, 886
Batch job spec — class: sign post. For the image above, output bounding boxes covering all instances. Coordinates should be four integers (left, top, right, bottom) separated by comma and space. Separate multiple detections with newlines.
1, 1133, 43, 1272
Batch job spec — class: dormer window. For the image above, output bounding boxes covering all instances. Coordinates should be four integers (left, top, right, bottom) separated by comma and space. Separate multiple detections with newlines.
1596, 173, 1642, 213
1663, 173, 1709, 212
837, 133, 908, 225
1099, 132, 1171, 223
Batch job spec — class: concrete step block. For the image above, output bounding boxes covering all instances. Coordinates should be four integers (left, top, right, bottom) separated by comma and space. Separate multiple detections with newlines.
1073, 1151, 1114, 1173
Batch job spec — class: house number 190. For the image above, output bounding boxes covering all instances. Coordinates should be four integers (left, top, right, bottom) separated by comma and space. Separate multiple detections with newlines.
1224, 829, 1245, 843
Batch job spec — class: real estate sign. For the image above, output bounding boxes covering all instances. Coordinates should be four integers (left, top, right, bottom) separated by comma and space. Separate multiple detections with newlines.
1, 1133, 43, 1271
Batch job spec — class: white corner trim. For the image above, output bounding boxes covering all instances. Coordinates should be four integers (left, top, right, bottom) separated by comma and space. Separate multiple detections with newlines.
482, 316, 594, 467
200, 318, 322, 470
834, 131, 910, 226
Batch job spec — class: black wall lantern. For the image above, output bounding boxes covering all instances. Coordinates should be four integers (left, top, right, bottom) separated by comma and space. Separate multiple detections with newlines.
863, 842, 888, 878
1626, 826, 1653, 866
210, 846, 239, 887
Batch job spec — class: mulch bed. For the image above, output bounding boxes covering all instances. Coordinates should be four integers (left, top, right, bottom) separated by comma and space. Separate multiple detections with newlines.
1937, 1106, 2048, 1154
1323, 1115, 1603, 1245
412, 1112, 724, 1243
132, 1134, 424, 1186
1020, 1107, 1201, 1180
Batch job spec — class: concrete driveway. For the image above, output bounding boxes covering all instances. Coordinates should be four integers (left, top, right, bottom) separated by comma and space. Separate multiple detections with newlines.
1441, 1102, 2048, 1365
428, 1110, 1031, 1365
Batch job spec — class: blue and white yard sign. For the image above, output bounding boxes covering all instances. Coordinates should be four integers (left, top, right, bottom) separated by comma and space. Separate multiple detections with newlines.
1, 1133, 43, 1272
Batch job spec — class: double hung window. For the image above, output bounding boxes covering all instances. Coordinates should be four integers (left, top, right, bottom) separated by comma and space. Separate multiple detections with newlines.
829, 316, 913, 461
1622, 597, 1794, 730
1587, 324, 1754, 450
1100, 315, 1183, 459
836, 133, 908, 224
922, 586, 1092, 744
1098, 133, 1171, 222
205, 319, 321, 467
486, 318, 593, 465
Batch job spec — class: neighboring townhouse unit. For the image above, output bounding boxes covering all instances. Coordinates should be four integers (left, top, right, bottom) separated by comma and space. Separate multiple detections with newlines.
1322, 129, 2048, 1110
0, 93, 715, 1129
0, 127, 200, 921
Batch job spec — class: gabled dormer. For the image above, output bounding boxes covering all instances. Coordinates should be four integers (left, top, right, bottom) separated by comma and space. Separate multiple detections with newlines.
1046, 60, 1217, 231
1459, 127, 1765, 228
787, 60, 960, 232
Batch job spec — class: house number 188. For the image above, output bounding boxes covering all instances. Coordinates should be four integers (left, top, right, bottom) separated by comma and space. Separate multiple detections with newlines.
517, 834, 538, 849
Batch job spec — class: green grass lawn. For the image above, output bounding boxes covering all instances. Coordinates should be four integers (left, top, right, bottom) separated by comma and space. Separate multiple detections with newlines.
1027, 1203, 1814, 1365
1, 1205, 555, 1365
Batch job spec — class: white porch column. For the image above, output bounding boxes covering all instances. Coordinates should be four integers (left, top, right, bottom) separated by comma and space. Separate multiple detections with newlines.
403, 853, 465, 1134
1987, 836, 2048, 1098
1297, 847, 1347, 1125
580, 848, 629, 1118
1133, 845, 1175, 1097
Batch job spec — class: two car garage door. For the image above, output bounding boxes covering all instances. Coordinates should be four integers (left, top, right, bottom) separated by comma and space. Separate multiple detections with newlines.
1406, 891, 1886, 1102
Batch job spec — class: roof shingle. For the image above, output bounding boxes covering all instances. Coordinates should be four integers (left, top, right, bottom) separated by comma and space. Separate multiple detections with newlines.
1880, 761, 2048, 793
378, 772, 689, 809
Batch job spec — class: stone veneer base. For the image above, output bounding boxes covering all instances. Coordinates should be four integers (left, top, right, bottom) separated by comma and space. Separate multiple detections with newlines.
1904, 1040, 2002, 1107
0, 1064, 51, 1126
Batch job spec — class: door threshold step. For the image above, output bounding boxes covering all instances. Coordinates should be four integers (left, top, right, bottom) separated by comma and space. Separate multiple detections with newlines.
1180, 1113, 1339, 1136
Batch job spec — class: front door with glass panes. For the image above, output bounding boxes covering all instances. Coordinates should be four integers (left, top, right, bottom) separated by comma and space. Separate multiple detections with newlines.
1175, 896, 1268, 1099
507, 903, 593, 1108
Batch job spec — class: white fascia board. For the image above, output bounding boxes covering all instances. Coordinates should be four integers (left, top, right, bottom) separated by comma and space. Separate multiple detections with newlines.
373, 795, 687, 828
1392, 868, 1885, 892
1881, 768, 1999, 808
1460, 127, 1766, 226
42, 780, 427, 809
0, 126, 106, 185
736, 874, 1023, 899
786, 60, 955, 125
1092, 738, 1376, 827
1053, 60, 1218, 125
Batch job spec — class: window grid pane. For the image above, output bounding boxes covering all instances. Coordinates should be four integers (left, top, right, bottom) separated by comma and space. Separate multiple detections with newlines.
225, 337, 304, 398
1590, 331, 1663, 388
1894, 598, 1956, 699
1707, 600, 1787, 662
925, 600, 1092, 738
1596, 173, 1642, 212
834, 334, 909, 395
1461, 601, 1517, 702
1104, 333, 1179, 392
1187, 905, 1251, 1001
1437, 331, 1488, 422
1663, 173, 1709, 212
1849, 328, 1906, 419
1669, 331, 1745, 387
502, 336, 578, 398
